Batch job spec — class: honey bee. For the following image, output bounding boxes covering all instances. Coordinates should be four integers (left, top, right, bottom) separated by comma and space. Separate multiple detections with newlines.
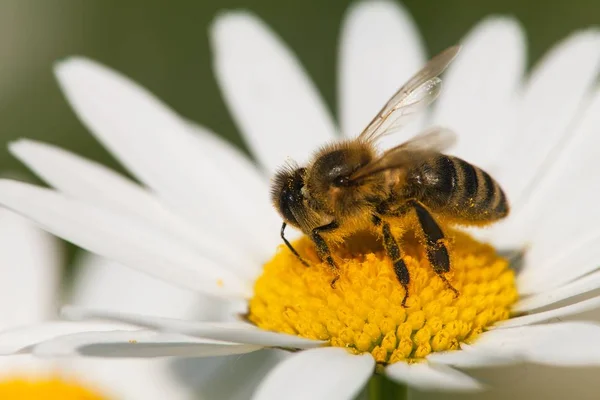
271, 46, 509, 306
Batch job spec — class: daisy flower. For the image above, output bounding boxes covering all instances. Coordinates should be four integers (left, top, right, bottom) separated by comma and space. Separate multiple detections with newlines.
0, 208, 200, 399
0, 1, 599, 398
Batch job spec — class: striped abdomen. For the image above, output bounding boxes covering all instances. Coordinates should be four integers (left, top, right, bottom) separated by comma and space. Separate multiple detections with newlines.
406, 155, 509, 223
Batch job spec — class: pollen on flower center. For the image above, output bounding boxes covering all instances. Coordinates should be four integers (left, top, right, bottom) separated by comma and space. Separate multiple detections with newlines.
0, 376, 108, 399
248, 224, 519, 365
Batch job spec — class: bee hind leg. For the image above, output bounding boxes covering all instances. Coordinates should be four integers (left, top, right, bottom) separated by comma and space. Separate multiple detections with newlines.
378, 218, 410, 307
310, 221, 340, 288
410, 200, 459, 298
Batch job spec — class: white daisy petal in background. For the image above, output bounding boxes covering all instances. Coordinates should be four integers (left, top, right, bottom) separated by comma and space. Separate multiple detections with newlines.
485, 29, 600, 250
0, 208, 62, 382
253, 348, 375, 400
0, 209, 199, 399
59, 306, 324, 349
386, 362, 483, 392
0, 321, 134, 356
462, 322, 600, 366
54, 56, 278, 256
9, 139, 260, 279
0, 207, 60, 328
31, 330, 262, 359
0, 180, 250, 298
431, 16, 525, 168
211, 10, 337, 174
499, 89, 600, 290
338, 0, 426, 144
0, 1, 599, 399
494, 29, 600, 208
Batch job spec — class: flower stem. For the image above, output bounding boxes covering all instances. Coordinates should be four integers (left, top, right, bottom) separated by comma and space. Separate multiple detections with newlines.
367, 374, 407, 400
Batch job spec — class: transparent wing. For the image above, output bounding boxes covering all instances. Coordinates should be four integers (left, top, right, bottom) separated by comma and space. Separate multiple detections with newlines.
396, 126, 457, 152
358, 46, 460, 144
350, 127, 457, 181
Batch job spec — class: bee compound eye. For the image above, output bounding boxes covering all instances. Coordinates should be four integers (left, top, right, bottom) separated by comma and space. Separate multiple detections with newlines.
334, 176, 350, 187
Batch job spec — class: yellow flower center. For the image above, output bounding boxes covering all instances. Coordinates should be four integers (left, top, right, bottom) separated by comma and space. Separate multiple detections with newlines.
249, 224, 518, 365
0, 376, 108, 399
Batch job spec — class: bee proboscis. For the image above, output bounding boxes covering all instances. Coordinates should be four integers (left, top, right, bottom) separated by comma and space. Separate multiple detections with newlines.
271, 46, 509, 306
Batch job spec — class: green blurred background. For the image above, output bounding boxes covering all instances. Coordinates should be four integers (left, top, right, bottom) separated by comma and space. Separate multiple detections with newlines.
1, 0, 598, 180
0, 1, 599, 399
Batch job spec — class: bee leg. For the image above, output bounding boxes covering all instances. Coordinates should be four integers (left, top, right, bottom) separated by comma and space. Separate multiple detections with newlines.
379, 219, 410, 307
280, 222, 309, 267
310, 221, 339, 288
410, 200, 459, 298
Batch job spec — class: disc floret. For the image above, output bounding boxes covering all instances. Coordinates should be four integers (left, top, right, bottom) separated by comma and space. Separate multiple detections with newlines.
249, 226, 518, 365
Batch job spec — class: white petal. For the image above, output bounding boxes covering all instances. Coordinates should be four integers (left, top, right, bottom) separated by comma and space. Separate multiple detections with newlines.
515, 269, 600, 312
475, 322, 600, 366
70, 253, 202, 319
0, 180, 250, 298
69, 255, 204, 398
0, 321, 132, 355
433, 17, 525, 167
426, 344, 517, 368
66, 359, 192, 400
493, 29, 600, 206
517, 233, 600, 296
54, 57, 275, 256
210, 11, 337, 174
0, 355, 55, 381
498, 295, 600, 328
253, 347, 374, 400
69, 257, 241, 399
186, 121, 282, 251
62, 305, 325, 349
72, 253, 244, 323
0, 343, 192, 400
11, 140, 261, 276
31, 330, 261, 358
187, 349, 289, 400
385, 362, 483, 392
338, 0, 426, 143
0, 209, 60, 329
497, 90, 600, 291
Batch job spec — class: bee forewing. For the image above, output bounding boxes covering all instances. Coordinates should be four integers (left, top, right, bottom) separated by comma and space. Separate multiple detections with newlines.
397, 126, 457, 153
350, 127, 457, 181
364, 77, 443, 142
358, 46, 460, 144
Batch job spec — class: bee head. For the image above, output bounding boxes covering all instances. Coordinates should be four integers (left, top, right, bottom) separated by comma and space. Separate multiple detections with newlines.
271, 165, 307, 229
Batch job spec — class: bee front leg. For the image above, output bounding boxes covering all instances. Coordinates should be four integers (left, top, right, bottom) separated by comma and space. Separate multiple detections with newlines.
376, 216, 410, 307
280, 222, 309, 266
409, 200, 459, 298
310, 221, 339, 288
